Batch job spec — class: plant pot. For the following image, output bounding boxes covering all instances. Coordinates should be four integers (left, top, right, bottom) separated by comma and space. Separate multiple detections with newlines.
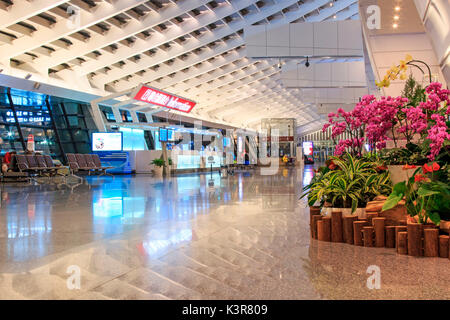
322, 207, 365, 219
387, 165, 417, 185
153, 166, 163, 177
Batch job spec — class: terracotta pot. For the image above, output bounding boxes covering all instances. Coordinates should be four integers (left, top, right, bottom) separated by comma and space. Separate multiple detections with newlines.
387, 165, 417, 185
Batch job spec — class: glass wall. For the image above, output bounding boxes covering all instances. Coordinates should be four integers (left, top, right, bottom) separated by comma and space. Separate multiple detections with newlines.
0, 87, 98, 162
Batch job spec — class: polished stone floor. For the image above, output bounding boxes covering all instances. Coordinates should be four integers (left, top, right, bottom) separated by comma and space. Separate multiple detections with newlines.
0, 167, 449, 300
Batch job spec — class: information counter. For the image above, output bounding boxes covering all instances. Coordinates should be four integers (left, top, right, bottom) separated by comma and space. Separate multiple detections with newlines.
129, 150, 223, 174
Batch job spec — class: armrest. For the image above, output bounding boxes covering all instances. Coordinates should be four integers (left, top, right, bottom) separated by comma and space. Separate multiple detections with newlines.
68, 162, 79, 169
18, 163, 29, 170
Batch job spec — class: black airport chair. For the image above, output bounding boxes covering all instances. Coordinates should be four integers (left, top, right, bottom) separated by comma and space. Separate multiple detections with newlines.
84, 154, 101, 175
75, 153, 95, 174
91, 154, 114, 176
37, 154, 61, 177
16, 155, 35, 173
66, 153, 85, 181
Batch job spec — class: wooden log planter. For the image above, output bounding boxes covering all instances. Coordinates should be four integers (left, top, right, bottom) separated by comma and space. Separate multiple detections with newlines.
310, 206, 321, 238
385, 226, 396, 248
407, 223, 423, 257
311, 215, 322, 240
331, 211, 343, 243
395, 226, 407, 248
397, 232, 408, 255
366, 212, 379, 226
309, 206, 450, 261
424, 228, 439, 257
439, 235, 449, 259
363, 226, 374, 247
317, 217, 331, 242
343, 215, 358, 244
353, 220, 366, 246
373, 217, 386, 248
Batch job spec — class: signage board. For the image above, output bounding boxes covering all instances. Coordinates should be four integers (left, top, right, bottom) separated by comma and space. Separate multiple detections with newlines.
133, 85, 196, 113
159, 128, 168, 142
92, 132, 123, 152
302, 141, 314, 156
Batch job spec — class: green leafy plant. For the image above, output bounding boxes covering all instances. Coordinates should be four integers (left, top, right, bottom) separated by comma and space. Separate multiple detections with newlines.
380, 143, 428, 165
402, 75, 426, 108
151, 158, 165, 167
151, 157, 173, 167
382, 162, 450, 225
301, 154, 392, 213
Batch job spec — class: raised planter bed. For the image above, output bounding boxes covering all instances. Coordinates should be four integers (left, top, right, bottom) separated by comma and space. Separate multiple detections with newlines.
309, 205, 450, 261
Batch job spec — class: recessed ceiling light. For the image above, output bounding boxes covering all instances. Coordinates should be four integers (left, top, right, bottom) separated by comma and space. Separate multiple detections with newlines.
395, 6, 401, 11
329, 2, 333, 6
333, 15, 337, 19
393, 23, 398, 29
394, 15, 399, 20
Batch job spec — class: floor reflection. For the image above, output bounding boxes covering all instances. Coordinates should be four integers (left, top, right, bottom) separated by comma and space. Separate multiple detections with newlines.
1, 167, 445, 300
0, 169, 302, 266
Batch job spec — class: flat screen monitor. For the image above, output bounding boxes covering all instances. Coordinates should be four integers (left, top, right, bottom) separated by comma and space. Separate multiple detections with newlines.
159, 128, 168, 142
167, 129, 174, 142
302, 141, 314, 156
92, 132, 123, 152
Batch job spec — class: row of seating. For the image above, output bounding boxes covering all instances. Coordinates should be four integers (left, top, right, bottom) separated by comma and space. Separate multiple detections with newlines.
67, 153, 113, 176
13, 153, 113, 178
15, 154, 62, 177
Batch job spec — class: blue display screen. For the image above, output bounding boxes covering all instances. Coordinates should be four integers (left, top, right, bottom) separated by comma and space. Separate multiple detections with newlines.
159, 128, 168, 142
167, 129, 174, 141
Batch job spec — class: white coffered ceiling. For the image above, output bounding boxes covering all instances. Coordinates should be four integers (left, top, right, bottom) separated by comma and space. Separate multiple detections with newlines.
0, 0, 359, 132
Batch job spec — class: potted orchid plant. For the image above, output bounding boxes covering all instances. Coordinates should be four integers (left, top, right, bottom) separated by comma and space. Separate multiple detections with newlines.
323, 57, 449, 184
382, 162, 450, 225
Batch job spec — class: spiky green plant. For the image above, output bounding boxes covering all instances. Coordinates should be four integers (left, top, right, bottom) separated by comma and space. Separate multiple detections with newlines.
301, 154, 392, 213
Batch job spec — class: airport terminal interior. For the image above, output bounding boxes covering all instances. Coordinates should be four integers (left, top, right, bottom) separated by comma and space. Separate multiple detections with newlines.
0, 0, 449, 300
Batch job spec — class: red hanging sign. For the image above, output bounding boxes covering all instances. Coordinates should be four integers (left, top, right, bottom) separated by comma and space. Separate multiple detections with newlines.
133, 85, 196, 113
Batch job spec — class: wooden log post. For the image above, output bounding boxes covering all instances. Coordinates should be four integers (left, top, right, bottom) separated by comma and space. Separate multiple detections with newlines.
397, 231, 408, 255
373, 217, 386, 248
385, 226, 396, 248
366, 212, 379, 225
363, 226, 374, 247
439, 235, 449, 259
353, 221, 366, 246
322, 216, 331, 241
423, 228, 439, 257
331, 211, 343, 243
343, 215, 358, 244
407, 223, 423, 257
309, 207, 321, 238
311, 215, 323, 240
317, 217, 332, 242
395, 226, 407, 248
